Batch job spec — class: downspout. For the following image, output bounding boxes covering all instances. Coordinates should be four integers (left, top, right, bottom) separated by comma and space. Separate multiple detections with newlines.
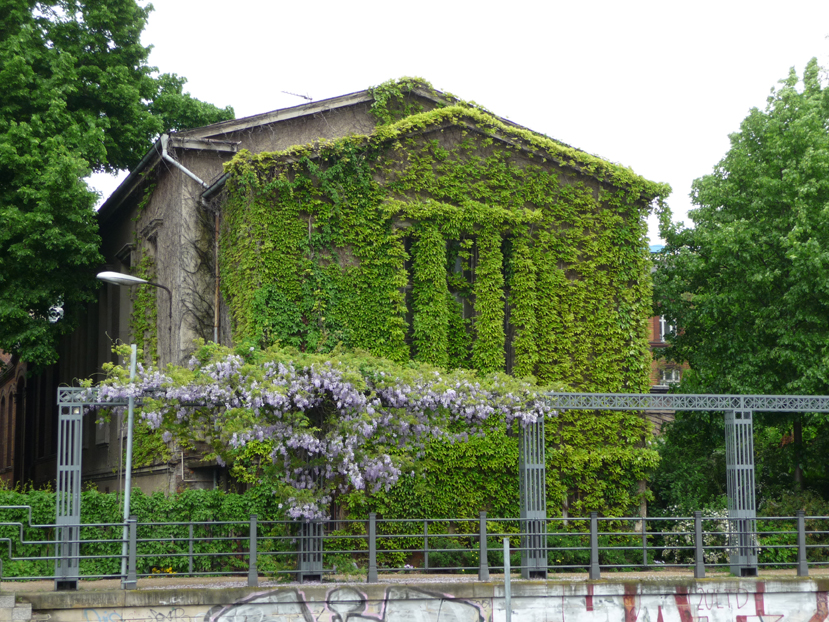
213, 211, 219, 343
201, 174, 230, 346
159, 134, 212, 351
160, 134, 209, 189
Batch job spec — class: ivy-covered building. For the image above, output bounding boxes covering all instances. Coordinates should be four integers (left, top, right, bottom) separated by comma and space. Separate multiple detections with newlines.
13, 79, 669, 510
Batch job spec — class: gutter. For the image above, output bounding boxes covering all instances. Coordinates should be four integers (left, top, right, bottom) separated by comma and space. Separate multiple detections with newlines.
96, 141, 163, 223
97, 135, 239, 223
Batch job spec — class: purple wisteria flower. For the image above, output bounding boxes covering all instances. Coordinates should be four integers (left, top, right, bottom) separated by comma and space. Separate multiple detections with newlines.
94, 346, 556, 520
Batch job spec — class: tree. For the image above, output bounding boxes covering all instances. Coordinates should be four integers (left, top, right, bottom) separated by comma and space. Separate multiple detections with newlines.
0, 0, 234, 367
653, 59, 829, 502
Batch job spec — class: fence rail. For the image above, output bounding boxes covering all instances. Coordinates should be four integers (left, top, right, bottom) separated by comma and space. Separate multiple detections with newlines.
2, 507, 828, 588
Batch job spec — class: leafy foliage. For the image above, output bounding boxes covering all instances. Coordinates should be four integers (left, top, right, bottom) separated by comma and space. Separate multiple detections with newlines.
215, 78, 665, 518
653, 59, 829, 506
0, 0, 233, 367
0, 487, 286, 578
655, 58, 829, 396
96, 342, 555, 519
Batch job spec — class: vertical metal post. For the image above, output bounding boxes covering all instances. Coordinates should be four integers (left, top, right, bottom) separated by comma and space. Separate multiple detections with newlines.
367, 513, 378, 583
694, 511, 705, 579
297, 521, 322, 583
248, 515, 258, 587
503, 538, 512, 622
123, 516, 137, 590
188, 523, 194, 575
55, 396, 83, 591
518, 419, 547, 579
641, 518, 648, 569
797, 510, 808, 577
478, 511, 489, 581
423, 520, 429, 572
589, 512, 600, 580
725, 408, 758, 576
120, 345, 137, 586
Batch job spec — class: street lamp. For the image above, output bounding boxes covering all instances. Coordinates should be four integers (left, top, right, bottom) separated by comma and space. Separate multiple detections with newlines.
96, 270, 172, 587
96, 271, 172, 326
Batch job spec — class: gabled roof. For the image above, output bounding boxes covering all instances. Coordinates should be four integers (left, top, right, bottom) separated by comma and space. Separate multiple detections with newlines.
96, 88, 384, 223
98, 80, 669, 224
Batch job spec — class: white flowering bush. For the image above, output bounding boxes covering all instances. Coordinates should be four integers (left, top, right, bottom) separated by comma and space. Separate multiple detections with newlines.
93, 342, 557, 520
661, 506, 731, 565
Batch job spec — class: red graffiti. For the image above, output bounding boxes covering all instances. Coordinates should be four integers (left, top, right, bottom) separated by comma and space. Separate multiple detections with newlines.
623, 584, 639, 622
674, 587, 694, 622
809, 591, 829, 622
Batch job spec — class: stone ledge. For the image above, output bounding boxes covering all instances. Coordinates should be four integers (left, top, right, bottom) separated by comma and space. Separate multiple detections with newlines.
15, 575, 829, 611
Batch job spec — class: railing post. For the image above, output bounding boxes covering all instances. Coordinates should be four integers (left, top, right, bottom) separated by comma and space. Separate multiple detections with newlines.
424, 520, 429, 572
694, 511, 706, 579
797, 510, 808, 577
503, 538, 512, 622
367, 512, 378, 583
641, 517, 648, 569
248, 515, 258, 587
589, 512, 600, 580
188, 523, 194, 575
123, 516, 137, 590
478, 511, 489, 581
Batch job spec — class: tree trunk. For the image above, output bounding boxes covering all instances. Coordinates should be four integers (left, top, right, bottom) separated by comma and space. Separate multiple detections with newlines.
794, 415, 803, 488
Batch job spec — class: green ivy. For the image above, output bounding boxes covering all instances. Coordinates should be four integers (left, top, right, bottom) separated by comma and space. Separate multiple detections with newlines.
509, 236, 538, 378
471, 226, 505, 374
130, 253, 157, 365
217, 78, 667, 516
411, 222, 450, 366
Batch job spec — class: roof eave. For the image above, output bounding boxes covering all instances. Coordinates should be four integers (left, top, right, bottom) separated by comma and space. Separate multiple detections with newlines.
96, 139, 162, 224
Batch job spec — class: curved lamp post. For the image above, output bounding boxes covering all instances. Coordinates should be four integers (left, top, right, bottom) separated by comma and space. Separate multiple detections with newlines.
96, 271, 172, 587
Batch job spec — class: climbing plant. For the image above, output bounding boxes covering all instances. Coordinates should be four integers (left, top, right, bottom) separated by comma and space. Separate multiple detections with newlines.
129, 253, 157, 365
96, 341, 555, 519
212, 78, 668, 516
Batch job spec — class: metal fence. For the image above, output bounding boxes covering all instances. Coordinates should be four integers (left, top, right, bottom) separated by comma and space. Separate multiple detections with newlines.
2, 507, 828, 588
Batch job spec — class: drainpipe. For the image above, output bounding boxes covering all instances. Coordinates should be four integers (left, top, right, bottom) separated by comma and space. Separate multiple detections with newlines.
160, 134, 209, 189
213, 211, 219, 343
161, 134, 224, 343
201, 174, 230, 346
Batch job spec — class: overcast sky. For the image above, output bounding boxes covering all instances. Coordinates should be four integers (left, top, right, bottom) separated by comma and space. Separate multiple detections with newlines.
89, 0, 829, 244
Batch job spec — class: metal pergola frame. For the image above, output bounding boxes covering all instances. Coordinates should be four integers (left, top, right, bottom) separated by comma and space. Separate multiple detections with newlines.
543, 392, 829, 576
57, 387, 828, 586
55, 388, 128, 590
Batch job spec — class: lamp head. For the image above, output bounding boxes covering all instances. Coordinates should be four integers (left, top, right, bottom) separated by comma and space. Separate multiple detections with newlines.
96, 271, 149, 287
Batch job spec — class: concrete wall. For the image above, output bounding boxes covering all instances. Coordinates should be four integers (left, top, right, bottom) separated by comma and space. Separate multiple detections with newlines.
17, 578, 829, 622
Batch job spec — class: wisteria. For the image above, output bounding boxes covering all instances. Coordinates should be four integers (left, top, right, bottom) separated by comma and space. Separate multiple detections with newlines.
94, 343, 556, 519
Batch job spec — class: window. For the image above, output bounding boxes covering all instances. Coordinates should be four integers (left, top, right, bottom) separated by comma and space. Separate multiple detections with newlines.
658, 316, 675, 342
659, 368, 681, 384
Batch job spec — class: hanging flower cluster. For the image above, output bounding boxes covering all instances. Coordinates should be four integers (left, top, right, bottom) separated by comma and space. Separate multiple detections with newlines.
95, 342, 556, 519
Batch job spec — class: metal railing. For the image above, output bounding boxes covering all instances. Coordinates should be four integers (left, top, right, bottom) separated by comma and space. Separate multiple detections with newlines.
2, 507, 828, 587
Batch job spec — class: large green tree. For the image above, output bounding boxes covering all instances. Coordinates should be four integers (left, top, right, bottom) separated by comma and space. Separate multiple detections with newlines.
653, 59, 829, 503
0, 0, 233, 367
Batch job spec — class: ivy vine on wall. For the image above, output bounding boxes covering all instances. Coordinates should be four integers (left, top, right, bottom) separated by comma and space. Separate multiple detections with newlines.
216, 78, 668, 515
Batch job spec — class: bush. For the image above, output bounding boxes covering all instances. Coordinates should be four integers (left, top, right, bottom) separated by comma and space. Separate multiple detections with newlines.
0, 487, 288, 579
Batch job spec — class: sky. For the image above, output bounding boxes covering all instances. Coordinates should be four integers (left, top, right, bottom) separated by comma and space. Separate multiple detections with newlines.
89, 0, 829, 244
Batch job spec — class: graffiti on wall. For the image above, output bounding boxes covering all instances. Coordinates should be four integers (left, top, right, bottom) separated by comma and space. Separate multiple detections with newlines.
76, 582, 829, 622
204, 586, 486, 622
